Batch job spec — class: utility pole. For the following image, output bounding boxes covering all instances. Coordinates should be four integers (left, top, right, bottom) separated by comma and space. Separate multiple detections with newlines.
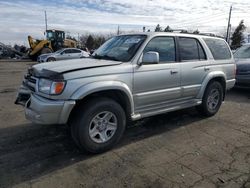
44, 11, 48, 31
226, 5, 232, 43
117, 25, 120, 35
78, 33, 80, 47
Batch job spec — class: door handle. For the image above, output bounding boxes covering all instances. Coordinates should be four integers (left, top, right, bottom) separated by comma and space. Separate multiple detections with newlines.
170, 70, 178, 74
204, 67, 210, 71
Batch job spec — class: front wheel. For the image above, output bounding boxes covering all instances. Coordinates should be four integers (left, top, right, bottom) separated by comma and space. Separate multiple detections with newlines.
197, 81, 223, 117
47, 57, 56, 62
70, 98, 126, 153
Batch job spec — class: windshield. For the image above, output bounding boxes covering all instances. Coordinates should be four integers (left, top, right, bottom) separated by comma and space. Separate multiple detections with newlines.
46, 31, 55, 41
92, 35, 147, 62
234, 45, 250, 59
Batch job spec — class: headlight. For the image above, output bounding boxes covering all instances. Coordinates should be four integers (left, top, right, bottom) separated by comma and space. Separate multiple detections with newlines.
38, 78, 66, 95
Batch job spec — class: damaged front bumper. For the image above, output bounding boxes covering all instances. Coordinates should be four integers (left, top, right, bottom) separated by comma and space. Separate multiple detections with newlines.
15, 85, 75, 125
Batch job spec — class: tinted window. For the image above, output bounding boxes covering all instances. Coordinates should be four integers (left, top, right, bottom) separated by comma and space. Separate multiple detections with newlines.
179, 37, 205, 61
204, 38, 231, 60
234, 45, 250, 59
197, 42, 206, 60
64, 49, 71, 54
71, 49, 81, 53
143, 37, 176, 62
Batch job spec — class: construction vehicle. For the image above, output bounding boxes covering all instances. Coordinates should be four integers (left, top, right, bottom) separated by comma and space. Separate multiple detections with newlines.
28, 29, 77, 60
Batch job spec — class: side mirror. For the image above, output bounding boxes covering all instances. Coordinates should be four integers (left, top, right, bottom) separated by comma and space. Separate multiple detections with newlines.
60, 52, 64, 55
139, 51, 159, 65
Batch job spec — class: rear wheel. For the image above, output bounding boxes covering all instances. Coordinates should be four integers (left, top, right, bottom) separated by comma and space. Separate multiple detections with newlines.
197, 81, 223, 117
70, 98, 126, 153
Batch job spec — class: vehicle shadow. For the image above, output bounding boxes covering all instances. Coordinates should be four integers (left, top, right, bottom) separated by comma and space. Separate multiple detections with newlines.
0, 108, 203, 187
226, 88, 250, 103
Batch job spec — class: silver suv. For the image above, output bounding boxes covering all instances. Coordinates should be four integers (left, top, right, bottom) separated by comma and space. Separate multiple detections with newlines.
15, 32, 236, 153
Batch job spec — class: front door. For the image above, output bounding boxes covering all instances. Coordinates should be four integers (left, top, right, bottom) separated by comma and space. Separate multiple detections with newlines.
133, 36, 181, 113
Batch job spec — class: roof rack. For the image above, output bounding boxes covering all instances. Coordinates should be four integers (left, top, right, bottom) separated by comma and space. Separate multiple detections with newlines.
164, 29, 188, 33
155, 28, 224, 38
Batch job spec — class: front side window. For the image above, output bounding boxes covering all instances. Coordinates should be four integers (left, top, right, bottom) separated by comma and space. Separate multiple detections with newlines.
143, 37, 176, 62
234, 45, 250, 59
92, 35, 146, 62
204, 38, 231, 60
179, 37, 206, 61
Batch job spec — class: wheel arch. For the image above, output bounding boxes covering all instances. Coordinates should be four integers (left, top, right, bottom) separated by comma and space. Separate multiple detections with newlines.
198, 72, 226, 100
68, 81, 134, 123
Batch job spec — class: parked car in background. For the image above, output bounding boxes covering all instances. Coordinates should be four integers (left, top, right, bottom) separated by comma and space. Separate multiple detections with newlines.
37, 48, 89, 63
234, 44, 250, 88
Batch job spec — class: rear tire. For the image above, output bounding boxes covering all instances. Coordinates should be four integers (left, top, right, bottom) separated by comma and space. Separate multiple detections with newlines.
197, 81, 223, 117
70, 98, 126, 153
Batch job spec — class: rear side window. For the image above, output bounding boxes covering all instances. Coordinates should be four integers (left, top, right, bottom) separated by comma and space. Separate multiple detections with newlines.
143, 36, 176, 62
64, 49, 71, 54
204, 38, 231, 60
179, 37, 206, 61
71, 49, 81, 53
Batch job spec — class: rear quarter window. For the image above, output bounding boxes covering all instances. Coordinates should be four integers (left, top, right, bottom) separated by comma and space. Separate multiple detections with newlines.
203, 38, 232, 60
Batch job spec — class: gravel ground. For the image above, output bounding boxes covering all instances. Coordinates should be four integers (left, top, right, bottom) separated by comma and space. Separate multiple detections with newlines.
0, 61, 250, 188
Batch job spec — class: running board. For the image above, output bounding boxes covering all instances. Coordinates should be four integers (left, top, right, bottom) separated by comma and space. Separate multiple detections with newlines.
131, 100, 202, 121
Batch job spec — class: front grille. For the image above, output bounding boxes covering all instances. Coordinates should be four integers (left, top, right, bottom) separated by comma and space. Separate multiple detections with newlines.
23, 74, 37, 92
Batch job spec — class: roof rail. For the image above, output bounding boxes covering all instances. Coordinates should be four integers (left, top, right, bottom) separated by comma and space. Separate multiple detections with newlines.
164, 29, 188, 33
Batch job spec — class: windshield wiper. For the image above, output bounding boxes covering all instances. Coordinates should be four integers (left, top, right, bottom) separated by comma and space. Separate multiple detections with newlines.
92, 54, 120, 61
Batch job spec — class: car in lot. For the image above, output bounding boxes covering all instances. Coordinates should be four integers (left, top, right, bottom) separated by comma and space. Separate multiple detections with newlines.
37, 48, 89, 62
15, 32, 235, 153
233, 44, 250, 88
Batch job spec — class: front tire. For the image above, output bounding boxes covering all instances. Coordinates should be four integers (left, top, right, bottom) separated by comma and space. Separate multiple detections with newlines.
70, 98, 126, 153
47, 57, 56, 62
197, 81, 223, 117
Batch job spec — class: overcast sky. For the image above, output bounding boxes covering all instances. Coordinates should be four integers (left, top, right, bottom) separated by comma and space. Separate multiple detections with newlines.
1, 0, 250, 45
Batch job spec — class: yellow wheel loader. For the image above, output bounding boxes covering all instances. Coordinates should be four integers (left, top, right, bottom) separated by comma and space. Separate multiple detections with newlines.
28, 29, 77, 61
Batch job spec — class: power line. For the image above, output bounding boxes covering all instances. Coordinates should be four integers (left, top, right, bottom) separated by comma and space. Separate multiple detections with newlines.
168, 13, 227, 26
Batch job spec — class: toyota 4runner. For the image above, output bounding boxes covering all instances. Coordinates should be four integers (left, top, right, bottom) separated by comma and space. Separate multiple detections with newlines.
15, 32, 236, 153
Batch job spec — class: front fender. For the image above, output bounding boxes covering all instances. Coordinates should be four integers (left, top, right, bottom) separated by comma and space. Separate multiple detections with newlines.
70, 81, 134, 114
197, 71, 226, 99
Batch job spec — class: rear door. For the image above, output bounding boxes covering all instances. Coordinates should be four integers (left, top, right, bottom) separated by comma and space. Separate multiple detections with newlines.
57, 49, 72, 60
178, 37, 209, 99
70, 49, 82, 59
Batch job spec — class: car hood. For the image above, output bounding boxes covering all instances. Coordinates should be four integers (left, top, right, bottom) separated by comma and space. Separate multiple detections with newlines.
31, 58, 123, 79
